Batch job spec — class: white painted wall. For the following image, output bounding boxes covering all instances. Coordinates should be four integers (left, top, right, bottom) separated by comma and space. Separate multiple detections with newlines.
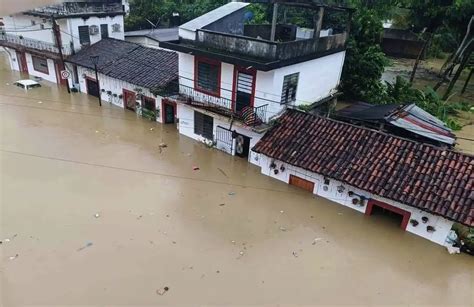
254, 154, 454, 246
3, 14, 55, 43
66, 15, 124, 52
25, 52, 57, 83
177, 104, 263, 163
3, 47, 20, 71
178, 51, 346, 122
75, 65, 163, 122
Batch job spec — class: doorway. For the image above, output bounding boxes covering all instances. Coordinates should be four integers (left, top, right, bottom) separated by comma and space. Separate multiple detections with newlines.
233, 67, 256, 114
162, 101, 176, 124
16, 51, 28, 73
365, 199, 411, 230
233, 132, 250, 158
86, 78, 99, 97
289, 175, 315, 193
123, 89, 136, 111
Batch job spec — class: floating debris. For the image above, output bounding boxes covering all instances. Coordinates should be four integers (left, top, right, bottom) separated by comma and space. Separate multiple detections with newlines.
338, 213, 343, 216
37, 101, 43, 104
193, 166, 200, 171
219, 203, 226, 207
231, 240, 236, 244
95, 130, 99, 133
149, 127, 154, 131
217, 168, 228, 178
9, 254, 19, 260
239, 251, 245, 256
159, 143, 168, 149
280, 210, 284, 214
228, 192, 236, 196
312, 238, 323, 245
156, 286, 169, 296
94, 213, 101, 218
172, 241, 176, 244
279, 226, 287, 232
137, 215, 143, 220
292, 251, 298, 258
77, 242, 93, 252
216, 270, 220, 274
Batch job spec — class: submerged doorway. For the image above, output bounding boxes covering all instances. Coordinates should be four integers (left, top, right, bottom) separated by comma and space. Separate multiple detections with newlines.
289, 175, 315, 193
365, 199, 411, 230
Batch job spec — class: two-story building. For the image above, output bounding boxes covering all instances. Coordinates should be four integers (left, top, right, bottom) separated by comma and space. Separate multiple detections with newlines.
161, 1, 353, 163
0, 0, 128, 85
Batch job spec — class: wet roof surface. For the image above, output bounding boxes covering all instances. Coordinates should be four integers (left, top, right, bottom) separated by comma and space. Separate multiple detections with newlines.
253, 109, 474, 226
66, 38, 178, 89
125, 28, 179, 42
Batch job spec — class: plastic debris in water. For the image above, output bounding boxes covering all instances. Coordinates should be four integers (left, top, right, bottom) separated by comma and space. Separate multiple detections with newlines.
280, 210, 284, 214
77, 242, 93, 252
228, 192, 236, 196
156, 286, 169, 296
239, 251, 245, 256
292, 251, 298, 258
231, 240, 236, 244
312, 238, 322, 245
9, 254, 19, 260
94, 213, 100, 218
279, 226, 287, 232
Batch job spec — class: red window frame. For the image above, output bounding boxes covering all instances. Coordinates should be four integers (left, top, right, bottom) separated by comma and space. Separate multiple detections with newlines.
232, 65, 257, 111
194, 56, 221, 97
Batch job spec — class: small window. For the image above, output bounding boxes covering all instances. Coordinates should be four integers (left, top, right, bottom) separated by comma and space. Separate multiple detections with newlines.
281, 73, 299, 104
194, 111, 214, 140
78, 26, 90, 45
32, 56, 48, 74
195, 58, 220, 96
142, 96, 155, 111
100, 24, 109, 39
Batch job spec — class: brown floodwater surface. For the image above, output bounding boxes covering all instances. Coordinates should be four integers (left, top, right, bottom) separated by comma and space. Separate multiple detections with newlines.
0, 53, 473, 306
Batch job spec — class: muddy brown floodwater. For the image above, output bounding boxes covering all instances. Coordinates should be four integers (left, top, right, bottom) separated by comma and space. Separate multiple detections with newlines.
0, 52, 473, 307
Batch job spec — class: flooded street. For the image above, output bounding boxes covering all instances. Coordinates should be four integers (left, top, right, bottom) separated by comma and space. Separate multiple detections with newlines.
0, 53, 473, 306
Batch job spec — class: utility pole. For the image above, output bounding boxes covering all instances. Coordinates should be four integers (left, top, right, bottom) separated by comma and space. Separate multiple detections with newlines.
52, 16, 70, 94
270, 2, 279, 41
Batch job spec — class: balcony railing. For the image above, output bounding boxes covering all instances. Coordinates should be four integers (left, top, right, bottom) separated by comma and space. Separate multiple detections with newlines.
28, 2, 124, 17
0, 33, 72, 56
177, 84, 268, 127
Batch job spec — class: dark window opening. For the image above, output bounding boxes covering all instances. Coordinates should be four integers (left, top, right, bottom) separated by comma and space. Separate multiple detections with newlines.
196, 58, 220, 96
78, 26, 90, 45
194, 111, 214, 140
281, 73, 299, 104
371, 205, 404, 227
100, 24, 109, 39
142, 96, 155, 111
32, 56, 48, 74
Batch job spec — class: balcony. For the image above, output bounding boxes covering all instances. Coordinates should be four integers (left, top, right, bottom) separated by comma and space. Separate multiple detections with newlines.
0, 33, 72, 56
26, 2, 124, 18
177, 84, 268, 128
195, 29, 347, 62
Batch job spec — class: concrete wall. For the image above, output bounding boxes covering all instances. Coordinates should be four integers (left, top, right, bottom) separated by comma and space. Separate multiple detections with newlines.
25, 52, 57, 83
177, 103, 263, 163
3, 14, 55, 44
203, 8, 247, 35
179, 50, 345, 122
75, 65, 163, 122
254, 154, 454, 246
66, 15, 124, 51
3, 47, 20, 71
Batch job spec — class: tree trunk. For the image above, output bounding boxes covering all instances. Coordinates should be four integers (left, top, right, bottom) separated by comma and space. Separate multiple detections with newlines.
410, 32, 431, 84
442, 47, 472, 100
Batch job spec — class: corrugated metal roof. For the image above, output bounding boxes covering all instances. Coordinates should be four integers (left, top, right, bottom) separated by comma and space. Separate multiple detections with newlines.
180, 2, 249, 32
125, 28, 179, 42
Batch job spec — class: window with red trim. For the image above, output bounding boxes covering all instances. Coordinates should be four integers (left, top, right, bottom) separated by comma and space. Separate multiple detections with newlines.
195, 57, 220, 96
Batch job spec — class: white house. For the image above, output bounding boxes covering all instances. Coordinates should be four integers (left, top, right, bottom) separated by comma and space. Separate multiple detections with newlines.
160, 1, 353, 162
0, 0, 128, 84
252, 109, 473, 247
66, 38, 178, 123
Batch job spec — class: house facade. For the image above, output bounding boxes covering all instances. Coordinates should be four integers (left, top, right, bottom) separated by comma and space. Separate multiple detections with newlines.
161, 1, 352, 162
0, 0, 128, 84
253, 110, 474, 246
66, 38, 178, 123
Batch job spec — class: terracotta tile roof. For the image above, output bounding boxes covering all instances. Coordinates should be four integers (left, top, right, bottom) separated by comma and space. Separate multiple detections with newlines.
66, 38, 178, 90
253, 109, 474, 226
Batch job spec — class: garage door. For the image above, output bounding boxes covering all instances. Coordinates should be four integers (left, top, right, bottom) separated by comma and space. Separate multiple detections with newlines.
289, 175, 315, 192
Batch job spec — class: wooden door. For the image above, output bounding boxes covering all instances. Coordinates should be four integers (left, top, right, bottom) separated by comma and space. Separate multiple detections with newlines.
289, 175, 315, 193
86, 78, 99, 97
123, 89, 136, 111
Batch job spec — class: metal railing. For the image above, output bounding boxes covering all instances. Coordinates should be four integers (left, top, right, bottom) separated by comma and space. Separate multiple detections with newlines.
29, 2, 123, 16
0, 33, 72, 55
177, 84, 268, 127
